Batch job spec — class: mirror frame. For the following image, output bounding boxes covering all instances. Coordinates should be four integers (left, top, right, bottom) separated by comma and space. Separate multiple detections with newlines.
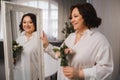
1, 1, 44, 80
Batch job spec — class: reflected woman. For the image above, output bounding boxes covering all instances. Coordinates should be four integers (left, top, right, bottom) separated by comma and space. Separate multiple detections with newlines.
14, 13, 39, 80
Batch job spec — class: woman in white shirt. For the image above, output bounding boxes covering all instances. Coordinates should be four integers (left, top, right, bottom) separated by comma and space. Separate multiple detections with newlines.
14, 13, 39, 80
41, 3, 113, 80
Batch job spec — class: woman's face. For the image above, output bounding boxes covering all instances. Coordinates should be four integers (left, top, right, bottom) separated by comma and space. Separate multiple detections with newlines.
70, 8, 84, 31
22, 16, 35, 34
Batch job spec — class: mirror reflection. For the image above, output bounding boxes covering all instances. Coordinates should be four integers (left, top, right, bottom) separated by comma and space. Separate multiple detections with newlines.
12, 13, 40, 80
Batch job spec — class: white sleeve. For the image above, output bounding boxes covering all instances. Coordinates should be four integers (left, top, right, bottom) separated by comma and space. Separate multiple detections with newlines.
83, 45, 113, 80
44, 44, 60, 60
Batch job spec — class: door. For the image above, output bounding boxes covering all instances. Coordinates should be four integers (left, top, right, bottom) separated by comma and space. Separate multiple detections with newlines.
1, 1, 44, 80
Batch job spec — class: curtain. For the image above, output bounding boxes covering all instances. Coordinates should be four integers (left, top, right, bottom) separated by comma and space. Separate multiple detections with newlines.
57, 0, 72, 41
0, 10, 2, 39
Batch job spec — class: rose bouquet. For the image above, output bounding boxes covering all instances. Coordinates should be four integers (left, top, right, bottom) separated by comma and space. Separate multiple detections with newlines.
12, 40, 23, 65
53, 43, 68, 66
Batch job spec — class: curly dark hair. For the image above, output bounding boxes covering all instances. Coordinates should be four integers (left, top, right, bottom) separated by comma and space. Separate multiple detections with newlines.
69, 3, 101, 29
19, 13, 37, 32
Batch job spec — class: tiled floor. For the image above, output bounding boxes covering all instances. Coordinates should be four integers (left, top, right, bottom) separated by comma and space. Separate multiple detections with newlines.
0, 59, 5, 80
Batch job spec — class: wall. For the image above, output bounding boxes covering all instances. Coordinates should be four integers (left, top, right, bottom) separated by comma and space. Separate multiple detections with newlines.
91, 0, 120, 80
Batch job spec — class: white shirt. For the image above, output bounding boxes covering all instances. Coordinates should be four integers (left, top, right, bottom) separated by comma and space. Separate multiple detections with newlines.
14, 31, 39, 80
45, 28, 113, 80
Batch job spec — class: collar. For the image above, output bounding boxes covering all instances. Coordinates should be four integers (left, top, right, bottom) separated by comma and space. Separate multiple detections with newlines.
84, 28, 97, 36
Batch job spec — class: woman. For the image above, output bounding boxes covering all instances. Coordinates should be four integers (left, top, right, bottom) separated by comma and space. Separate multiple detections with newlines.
41, 3, 113, 80
14, 13, 39, 80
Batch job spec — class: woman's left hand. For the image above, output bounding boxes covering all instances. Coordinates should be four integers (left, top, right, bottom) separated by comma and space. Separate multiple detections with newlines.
40, 31, 49, 48
64, 48, 74, 54
63, 66, 78, 79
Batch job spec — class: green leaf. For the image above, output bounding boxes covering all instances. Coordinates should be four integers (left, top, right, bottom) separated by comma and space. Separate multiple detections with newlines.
53, 48, 60, 52
12, 40, 18, 45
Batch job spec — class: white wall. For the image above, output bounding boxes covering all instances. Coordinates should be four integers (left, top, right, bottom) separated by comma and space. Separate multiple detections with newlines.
91, 0, 120, 80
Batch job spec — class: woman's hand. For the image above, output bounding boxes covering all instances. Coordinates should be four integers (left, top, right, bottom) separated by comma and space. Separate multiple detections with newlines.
40, 31, 49, 48
63, 66, 77, 79
63, 66, 84, 80
64, 48, 74, 54
55, 51, 61, 58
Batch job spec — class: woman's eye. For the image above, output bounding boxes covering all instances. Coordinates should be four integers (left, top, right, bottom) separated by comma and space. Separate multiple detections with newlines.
30, 22, 33, 23
74, 15, 78, 17
23, 22, 26, 24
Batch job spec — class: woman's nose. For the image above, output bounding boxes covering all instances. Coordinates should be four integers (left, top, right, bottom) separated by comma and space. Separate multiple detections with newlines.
70, 18, 74, 23
25, 22, 29, 25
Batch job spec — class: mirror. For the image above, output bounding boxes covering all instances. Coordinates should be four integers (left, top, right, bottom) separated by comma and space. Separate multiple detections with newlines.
1, 1, 44, 80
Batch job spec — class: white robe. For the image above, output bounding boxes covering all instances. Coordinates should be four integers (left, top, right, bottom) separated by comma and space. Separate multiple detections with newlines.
45, 28, 113, 80
14, 31, 39, 80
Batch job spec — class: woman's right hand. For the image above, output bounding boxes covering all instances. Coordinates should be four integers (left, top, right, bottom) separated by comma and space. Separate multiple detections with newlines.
55, 51, 61, 59
40, 31, 49, 48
